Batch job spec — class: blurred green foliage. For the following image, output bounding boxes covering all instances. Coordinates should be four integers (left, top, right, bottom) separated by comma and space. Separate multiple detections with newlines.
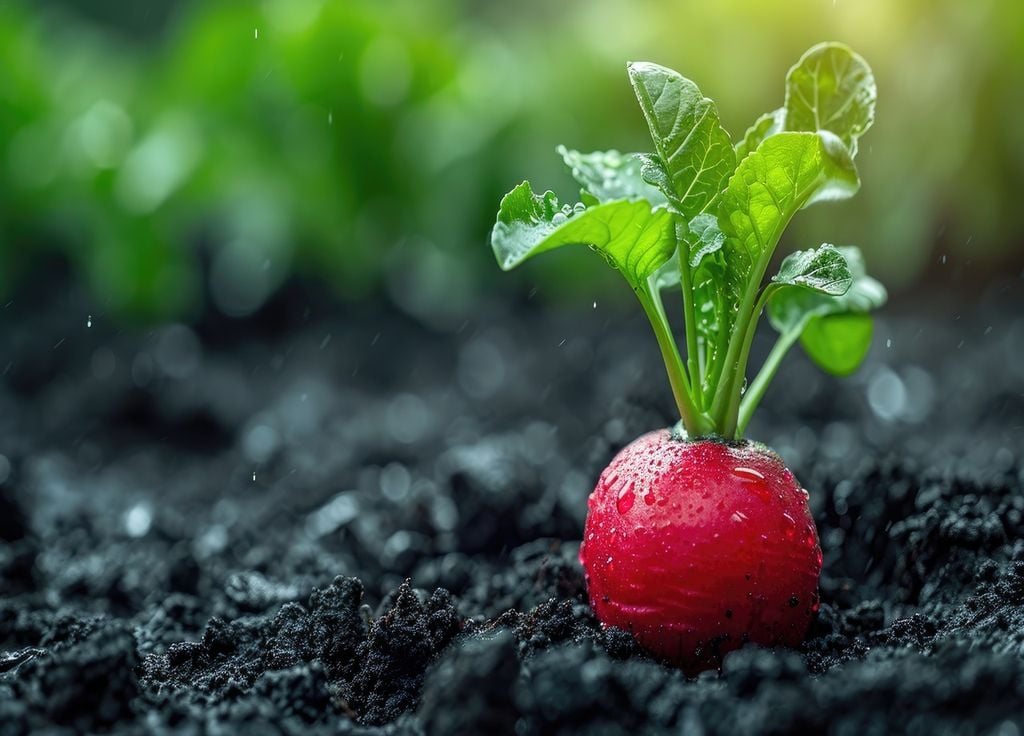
1, 0, 1022, 323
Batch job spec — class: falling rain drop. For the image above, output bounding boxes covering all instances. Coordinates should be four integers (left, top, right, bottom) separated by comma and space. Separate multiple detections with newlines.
252, 471, 257, 482
86, 315, 92, 328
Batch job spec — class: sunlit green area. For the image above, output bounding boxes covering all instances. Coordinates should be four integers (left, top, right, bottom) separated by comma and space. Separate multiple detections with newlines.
2, 0, 1021, 322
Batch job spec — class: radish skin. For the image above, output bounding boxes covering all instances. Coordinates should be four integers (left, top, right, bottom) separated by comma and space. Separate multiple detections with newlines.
580, 430, 822, 671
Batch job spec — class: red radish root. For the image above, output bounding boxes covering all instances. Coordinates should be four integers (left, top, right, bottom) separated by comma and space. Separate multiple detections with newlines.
580, 431, 822, 671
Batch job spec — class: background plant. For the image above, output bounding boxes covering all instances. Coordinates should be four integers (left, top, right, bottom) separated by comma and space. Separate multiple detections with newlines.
1, 0, 1021, 323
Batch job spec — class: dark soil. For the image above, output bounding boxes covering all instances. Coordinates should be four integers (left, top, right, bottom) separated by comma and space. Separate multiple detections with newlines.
1, 276, 1023, 735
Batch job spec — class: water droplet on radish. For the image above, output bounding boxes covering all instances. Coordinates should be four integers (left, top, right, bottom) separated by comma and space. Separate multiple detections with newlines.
733, 467, 764, 481
782, 511, 796, 539
616, 483, 635, 514
730, 510, 749, 523
733, 466, 771, 501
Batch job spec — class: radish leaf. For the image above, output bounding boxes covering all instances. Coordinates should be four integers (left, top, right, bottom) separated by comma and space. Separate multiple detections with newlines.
771, 244, 853, 296
768, 245, 885, 333
719, 132, 858, 293
627, 62, 735, 217
784, 42, 876, 156
735, 108, 784, 162
557, 147, 667, 206
800, 313, 874, 376
712, 132, 859, 371
767, 245, 886, 374
491, 181, 674, 288
652, 213, 726, 291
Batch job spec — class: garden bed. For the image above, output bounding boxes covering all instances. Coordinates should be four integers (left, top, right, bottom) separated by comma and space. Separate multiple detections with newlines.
1, 277, 1023, 734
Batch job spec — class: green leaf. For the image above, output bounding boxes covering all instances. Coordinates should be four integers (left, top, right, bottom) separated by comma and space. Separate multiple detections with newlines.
686, 213, 726, 268
556, 146, 667, 206
735, 108, 784, 162
800, 313, 874, 376
650, 213, 726, 294
490, 181, 674, 288
771, 243, 852, 296
784, 42, 877, 156
768, 244, 886, 330
637, 153, 672, 198
768, 245, 886, 374
707, 134, 861, 411
719, 132, 859, 290
627, 61, 736, 217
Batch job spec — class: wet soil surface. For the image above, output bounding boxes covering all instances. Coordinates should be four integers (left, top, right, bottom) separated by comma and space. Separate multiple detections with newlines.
1, 278, 1023, 735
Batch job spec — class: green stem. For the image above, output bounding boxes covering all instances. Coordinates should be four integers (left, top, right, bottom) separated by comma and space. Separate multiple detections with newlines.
636, 284, 708, 436
710, 197, 809, 426
719, 285, 777, 437
709, 285, 759, 425
676, 223, 703, 409
736, 323, 803, 437
702, 312, 730, 410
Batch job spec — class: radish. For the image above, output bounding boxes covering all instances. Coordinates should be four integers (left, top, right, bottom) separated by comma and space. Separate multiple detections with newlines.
489, 43, 886, 670
581, 432, 821, 671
